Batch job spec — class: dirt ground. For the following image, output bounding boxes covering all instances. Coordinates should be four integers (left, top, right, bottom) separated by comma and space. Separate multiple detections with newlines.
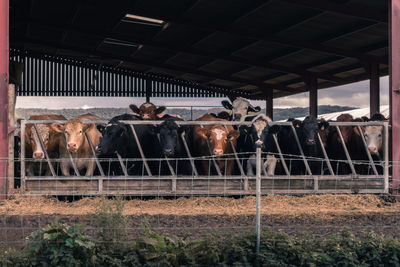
1, 194, 399, 244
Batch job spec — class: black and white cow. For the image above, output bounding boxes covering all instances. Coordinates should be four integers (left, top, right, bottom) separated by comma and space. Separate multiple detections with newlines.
277, 116, 329, 175
154, 117, 193, 175
221, 97, 261, 121
238, 114, 280, 176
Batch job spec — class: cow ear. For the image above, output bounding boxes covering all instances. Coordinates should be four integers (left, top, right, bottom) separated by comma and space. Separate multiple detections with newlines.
155, 106, 166, 115
292, 120, 301, 128
129, 104, 140, 114
97, 125, 105, 133
269, 125, 280, 134
82, 123, 92, 132
318, 120, 329, 131
248, 105, 261, 112
221, 100, 233, 110
228, 129, 240, 141
50, 123, 65, 133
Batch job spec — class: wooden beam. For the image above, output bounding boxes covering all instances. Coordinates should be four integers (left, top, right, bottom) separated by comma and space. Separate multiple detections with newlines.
307, 76, 318, 117
266, 90, 273, 120
369, 63, 380, 117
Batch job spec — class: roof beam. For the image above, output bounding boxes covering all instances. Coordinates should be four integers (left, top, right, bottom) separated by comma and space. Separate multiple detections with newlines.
281, 0, 387, 23
125, 10, 387, 64
12, 37, 299, 94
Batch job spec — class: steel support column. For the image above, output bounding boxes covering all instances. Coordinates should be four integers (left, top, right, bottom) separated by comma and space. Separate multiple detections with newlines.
308, 77, 318, 117
266, 90, 273, 120
390, 0, 400, 197
0, 0, 9, 199
369, 63, 380, 117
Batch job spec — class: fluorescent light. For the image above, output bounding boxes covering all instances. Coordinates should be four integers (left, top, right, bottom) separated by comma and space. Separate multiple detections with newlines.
125, 13, 165, 25
103, 38, 139, 48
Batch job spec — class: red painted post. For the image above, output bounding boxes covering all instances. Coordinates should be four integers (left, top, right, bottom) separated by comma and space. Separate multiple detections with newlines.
369, 63, 380, 117
266, 90, 273, 120
0, 0, 9, 199
390, 0, 400, 197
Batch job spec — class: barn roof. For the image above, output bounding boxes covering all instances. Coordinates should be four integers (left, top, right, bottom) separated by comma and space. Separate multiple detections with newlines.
10, 0, 388, 99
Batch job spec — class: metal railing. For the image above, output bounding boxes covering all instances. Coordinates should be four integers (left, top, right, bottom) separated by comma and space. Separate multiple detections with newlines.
18, 119, 390, 196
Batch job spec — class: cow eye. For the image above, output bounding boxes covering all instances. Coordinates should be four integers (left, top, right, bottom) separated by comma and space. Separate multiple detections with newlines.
79, 130, 82, 134
378, 133, 382, 137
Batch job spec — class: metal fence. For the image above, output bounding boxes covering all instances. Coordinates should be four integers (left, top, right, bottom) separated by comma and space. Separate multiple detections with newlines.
17, 119, 389, 196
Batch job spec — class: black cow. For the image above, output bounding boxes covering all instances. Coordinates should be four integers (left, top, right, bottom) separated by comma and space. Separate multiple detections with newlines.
237, 114, 280, 176
154, 117, 193, 175
96, 114, 161, 176
277, 116, 329, 175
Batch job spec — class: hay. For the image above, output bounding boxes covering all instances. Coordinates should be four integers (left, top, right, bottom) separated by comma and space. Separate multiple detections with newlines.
0, 194, 398, 220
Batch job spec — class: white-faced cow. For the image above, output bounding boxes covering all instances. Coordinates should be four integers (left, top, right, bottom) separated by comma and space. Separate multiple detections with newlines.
221, 97, 261, 121
192, 114, 240, 176
24, 114, 66, 176
129, 102, 166, 120
239, 114, 280, 176
52, 114, 102, 176
363, 113, 387, 160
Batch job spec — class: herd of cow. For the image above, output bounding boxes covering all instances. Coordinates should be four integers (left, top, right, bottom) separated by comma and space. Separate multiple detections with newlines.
21, 98, 387, 178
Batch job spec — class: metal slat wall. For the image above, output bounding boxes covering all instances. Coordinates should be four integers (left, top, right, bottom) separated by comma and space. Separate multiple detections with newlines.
10, 50, 232, 98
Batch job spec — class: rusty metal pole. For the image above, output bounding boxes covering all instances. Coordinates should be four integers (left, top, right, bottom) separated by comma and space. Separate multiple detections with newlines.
145, 79, 151, 102
0, 0, 9, 199
308, 76, 318, 117
390, 0, 400, 197
266, 90, 273, 120
369, 63, 380, 117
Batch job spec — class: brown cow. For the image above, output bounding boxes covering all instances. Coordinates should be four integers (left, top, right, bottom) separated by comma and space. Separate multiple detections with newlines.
192, 114, 240, 176
327, 114, 368, 174
24, 114, 66, 176
129, 102, 166, 120
51, 114, 101, 176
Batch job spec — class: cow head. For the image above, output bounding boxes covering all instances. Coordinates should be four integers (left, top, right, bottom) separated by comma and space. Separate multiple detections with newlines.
197, 125, 240, 156
96, 121, 129, 157
336, 114, 354, 144
26, 124, 53, 159
363, 113, 387, 157
51, 119, 91, 153
221, 97, 261, 121
155, 119, 186, 157
248, 114, 279, 151
317, 118, 330, 148
129, 102, 166, 120
293, 116, 328, 146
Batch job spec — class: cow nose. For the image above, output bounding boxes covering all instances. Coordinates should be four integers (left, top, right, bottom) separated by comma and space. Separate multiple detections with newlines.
33, 152, 44, 159
368, 146, 378, 154
164, 149, 173, 156
96, 145, 102, 153
67, 143, 77, 150
213, 149, 223, 155
307, 139, 315, 145
255, 139, 263, 146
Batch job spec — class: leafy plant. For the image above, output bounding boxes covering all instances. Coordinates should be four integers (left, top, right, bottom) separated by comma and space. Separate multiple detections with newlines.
26, 222, 95, 267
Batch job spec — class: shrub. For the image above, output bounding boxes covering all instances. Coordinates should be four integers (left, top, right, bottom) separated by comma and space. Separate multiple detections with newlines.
26, 222, 95, 267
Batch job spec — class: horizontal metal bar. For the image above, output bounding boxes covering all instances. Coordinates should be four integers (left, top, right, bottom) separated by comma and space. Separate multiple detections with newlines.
24, 175, 385, 181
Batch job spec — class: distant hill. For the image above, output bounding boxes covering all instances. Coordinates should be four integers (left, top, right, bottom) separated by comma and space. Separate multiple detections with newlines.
16, 105, 356, 121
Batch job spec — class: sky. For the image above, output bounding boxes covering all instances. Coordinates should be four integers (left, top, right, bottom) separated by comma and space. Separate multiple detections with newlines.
15, 76, 390, 110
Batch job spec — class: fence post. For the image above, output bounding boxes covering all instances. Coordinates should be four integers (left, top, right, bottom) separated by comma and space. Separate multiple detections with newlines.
256, 145, 262, 264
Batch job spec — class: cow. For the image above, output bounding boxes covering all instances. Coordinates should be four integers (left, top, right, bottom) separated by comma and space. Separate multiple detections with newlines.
277, 116, 329, 175
221, 97, 261, 121
155, 117, 193, 175
129, 102, 166, 120
363, 113, 387, 159
192, 114, 240, 176
51, 114, 102, 176
23, 114, 66, 176
238, 114, 280, 176
96, 113, 162, 176
327, 114, 370, 175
